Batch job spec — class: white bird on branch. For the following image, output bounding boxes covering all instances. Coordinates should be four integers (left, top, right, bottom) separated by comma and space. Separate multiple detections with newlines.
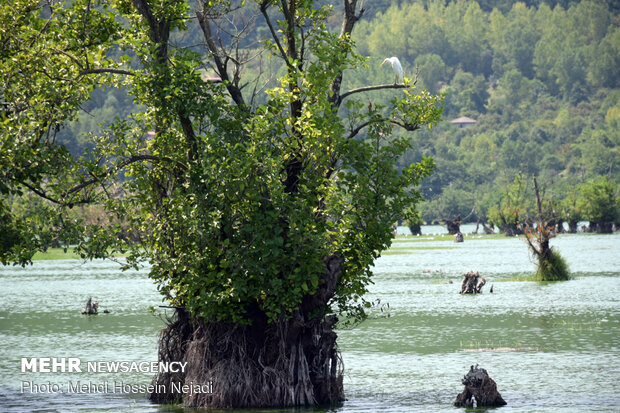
381, 56, 403, 84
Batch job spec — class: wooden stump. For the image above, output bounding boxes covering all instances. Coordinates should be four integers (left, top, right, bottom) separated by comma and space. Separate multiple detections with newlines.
460, 271, 486, 294
81, 297, 99, 314
454, 365, 506, 408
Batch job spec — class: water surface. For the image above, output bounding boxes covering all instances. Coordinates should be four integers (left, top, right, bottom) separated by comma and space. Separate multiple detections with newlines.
1, 231, 619, 412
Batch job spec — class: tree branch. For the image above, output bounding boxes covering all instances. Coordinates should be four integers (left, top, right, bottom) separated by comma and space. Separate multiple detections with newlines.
19, 180, 93, 206
19, 155, 186, 206
337, 83, 407, 106
79, 68, 136, 76
329, 0, 364, 107
259, 1, 294, 70
132, 0, 169, 61
132, 0, 158, 42
346, 116, 420, 140
196, 7, 246, 107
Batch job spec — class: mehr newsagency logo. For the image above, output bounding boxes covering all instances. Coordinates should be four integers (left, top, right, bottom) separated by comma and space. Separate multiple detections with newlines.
19, 357, 213, 395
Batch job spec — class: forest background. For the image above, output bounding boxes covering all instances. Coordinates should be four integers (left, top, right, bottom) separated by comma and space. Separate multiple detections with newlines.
42, 0, 620, 228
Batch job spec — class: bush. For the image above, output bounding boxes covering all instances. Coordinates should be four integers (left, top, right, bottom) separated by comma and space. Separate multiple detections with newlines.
536, 248, 570, 281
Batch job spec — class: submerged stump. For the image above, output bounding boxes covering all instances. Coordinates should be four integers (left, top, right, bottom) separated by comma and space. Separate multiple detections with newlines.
455, 365, 506, 408
81, 297, 98, 314
460, 271, 486, 294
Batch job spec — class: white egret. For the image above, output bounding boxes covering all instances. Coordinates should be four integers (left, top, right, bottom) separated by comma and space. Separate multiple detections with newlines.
381, 57, 403, 84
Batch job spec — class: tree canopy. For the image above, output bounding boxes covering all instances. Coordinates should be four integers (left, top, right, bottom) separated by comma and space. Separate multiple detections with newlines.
1, 0, 443, 323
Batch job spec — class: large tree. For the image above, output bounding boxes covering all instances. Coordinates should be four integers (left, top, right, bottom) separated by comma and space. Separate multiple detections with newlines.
0, 0, 442, 407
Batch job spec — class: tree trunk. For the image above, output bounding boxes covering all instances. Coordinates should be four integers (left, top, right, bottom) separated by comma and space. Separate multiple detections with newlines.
446, 214, 461, 235
503, 223, 523, 236
408, 221, 421, 235
150, 310, 344, 408
568, 220, 578, 233
597, 222, 613, 233
150, 255, 345, 408
454, 365, 506, 408
482, 222, 494, 234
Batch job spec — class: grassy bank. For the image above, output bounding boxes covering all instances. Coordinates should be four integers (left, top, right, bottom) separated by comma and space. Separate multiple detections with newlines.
32, 248, 127, 261
32, 248, 82, 260
393, 233, 511, 242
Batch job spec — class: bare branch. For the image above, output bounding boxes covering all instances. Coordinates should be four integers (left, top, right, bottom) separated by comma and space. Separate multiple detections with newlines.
338, 83, 407, 106
196, 7, 246, 106
329, 0, 364, 107
79, 68, 136, 77
19, 181, 93, 206
259, 1, 294, 70
18, 155, 186, 207
52, 48, 84, 69
346, 116, 420, 140
29, 5, 55, 48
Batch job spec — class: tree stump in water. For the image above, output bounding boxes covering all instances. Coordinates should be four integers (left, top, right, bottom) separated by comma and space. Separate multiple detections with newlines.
454, 365, 506, 408
81, 297, 99, 314
460, 271, 485, 294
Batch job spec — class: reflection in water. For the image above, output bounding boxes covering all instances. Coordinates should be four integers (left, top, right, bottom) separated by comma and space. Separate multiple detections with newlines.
0, 231, 619, 412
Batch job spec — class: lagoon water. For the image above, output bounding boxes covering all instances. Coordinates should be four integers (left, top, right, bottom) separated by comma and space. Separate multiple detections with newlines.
1, 229, 619, 412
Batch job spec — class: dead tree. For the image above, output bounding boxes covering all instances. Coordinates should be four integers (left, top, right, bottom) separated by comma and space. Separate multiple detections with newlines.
473, 220, 495, 234
445, 214, 462, 235
523, 177, 569, 281
460, 271, 486, 294
454, 365, 506, 408
443, 206, 476, 235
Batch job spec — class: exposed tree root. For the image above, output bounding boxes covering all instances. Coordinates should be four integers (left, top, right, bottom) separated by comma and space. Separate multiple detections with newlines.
150, 255, 345, 408
149, 308, 193, 404
150, 310, 344, 408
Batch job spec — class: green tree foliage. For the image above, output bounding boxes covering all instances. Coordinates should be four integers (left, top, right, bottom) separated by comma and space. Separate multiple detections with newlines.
488, 174, 533, 235
2, 1, 442, 403
2, 0, 443, 406
577, 176, 619, 232
21, 0, 617, 229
